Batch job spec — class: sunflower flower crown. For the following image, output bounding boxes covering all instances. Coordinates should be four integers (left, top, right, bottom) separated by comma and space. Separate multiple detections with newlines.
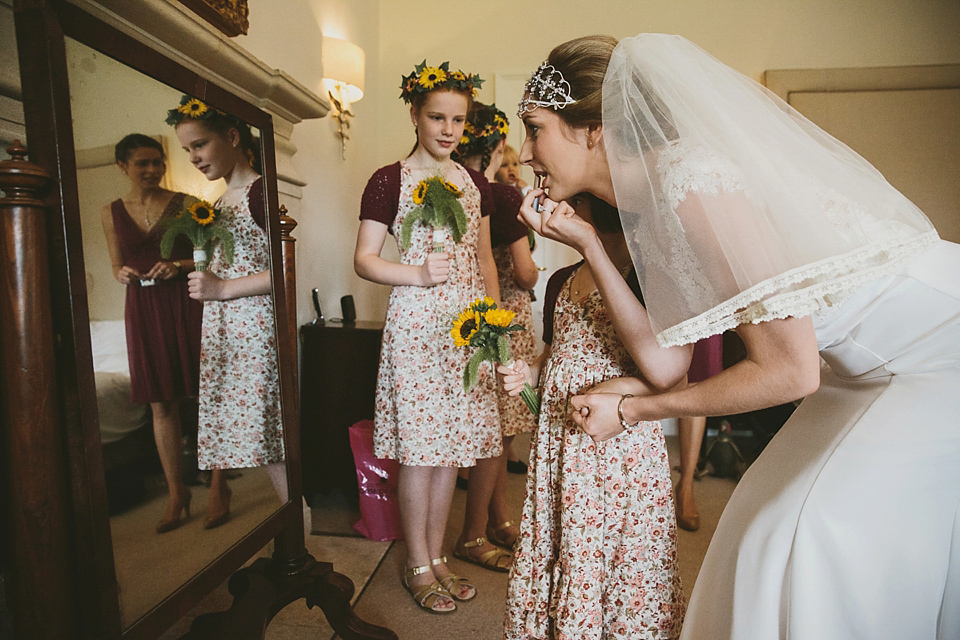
165, 94, 247, 132
400, 60, 484, 104
453, 102, 509, 162
159, 196, 234, 266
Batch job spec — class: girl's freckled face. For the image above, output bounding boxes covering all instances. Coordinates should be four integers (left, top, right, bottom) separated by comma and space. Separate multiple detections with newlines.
176, 120, 238, 182
412, 90, 469, 161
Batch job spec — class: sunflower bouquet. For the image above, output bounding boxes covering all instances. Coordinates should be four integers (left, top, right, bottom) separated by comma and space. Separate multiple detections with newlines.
400, 175, 467, 253
452, 296, 540, 416
160, 196, 234, 271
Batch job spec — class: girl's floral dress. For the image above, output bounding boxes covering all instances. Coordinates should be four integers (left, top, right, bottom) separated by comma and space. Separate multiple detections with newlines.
197, 178, 284, 469
504, 263, 685, 640
372, 161, 501, 466
493, 243, 538, 437
490, 181, 539, 438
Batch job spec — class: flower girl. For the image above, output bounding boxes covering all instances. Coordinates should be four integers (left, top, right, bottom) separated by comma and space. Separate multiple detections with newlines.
354, 62, 502, 613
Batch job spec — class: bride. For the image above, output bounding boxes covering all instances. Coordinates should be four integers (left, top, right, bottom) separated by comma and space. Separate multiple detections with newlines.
512, 33, 960, 640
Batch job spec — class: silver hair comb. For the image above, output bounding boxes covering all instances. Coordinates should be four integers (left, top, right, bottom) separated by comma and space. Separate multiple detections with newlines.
517, 61, 577, 117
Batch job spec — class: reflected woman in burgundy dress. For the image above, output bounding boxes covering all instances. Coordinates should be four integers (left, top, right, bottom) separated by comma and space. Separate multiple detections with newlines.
100, 133, 202, 533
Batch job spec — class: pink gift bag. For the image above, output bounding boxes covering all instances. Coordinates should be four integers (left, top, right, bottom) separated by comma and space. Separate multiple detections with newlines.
348, 420, 403, 541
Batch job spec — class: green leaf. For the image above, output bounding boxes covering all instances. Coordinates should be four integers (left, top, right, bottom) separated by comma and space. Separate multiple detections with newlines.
210, 226, 235, 265
496, 335, 511, 364
453, 204, 468, 241
159, 217, 195, 258
464, 350, 484, 390
399, 208, 423, 250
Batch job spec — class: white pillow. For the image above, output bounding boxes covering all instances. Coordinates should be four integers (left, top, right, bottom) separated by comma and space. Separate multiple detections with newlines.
89, 320, 130, 375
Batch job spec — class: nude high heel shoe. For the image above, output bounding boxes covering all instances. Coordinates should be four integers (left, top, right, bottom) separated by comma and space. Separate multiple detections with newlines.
156, 488, 192, 534
204, 485, 232, 530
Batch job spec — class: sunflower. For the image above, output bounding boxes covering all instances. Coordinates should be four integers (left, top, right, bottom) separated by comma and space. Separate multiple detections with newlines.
442, 180, 462, 196
178, 98, 208, 118
418, 66, 447, 89
450, 70, 467, 82
484, 308, 516, 328
412, 180, 428, 204
460, 134, 470, 146
451, 309, 481, 347
188, 200, 216, 226
463, 121, 476, 134
470, 296, 496, 312
494, 115, 509, 135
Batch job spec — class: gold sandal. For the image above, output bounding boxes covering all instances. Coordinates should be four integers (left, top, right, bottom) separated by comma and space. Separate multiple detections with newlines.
453, 536, 512, 573
402, 564, 456, 614
486, 520, 518, 550
431, 556, 476, 601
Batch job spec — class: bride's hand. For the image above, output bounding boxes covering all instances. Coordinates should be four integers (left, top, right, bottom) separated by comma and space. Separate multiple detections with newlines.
519, 191, 598, 254
569, 392, 625, 442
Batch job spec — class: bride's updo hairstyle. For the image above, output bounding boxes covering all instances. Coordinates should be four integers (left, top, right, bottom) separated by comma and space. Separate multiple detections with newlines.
540, 35, 618, 130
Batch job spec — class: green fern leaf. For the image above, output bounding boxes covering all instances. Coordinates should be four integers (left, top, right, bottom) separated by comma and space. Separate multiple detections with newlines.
399, 208, 423, 250
210, 226, 235, 265
497, 335, 511, 364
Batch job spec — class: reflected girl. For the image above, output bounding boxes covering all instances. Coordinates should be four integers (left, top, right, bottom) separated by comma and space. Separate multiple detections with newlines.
100, 134, 202, 534
168, 97, 286, 529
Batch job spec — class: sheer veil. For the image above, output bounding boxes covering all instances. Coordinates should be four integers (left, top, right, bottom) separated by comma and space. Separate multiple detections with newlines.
602, 34, 939, 347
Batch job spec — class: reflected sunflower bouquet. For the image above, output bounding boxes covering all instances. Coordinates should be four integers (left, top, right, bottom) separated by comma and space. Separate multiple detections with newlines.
400, 175, 467, 253
160, 196, 234, 271
452, 296, 540, 416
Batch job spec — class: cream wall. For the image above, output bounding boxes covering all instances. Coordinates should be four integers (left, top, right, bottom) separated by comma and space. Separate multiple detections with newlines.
240, 0, 960, 326
237, 0, 386, 326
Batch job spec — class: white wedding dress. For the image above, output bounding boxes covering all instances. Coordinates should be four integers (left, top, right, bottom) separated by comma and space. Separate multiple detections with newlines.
680, 239, 960, 639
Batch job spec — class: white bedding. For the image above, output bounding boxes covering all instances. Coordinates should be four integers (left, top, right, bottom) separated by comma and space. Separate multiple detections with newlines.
89, 321, 151, 445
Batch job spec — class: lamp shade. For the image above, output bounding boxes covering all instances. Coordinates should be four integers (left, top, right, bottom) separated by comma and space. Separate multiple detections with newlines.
322, 36, 365, 103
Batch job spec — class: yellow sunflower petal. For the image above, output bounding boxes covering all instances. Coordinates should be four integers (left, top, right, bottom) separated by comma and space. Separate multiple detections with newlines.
413, 180, 428, 204
188, 201, 217, 226
451, 310, 480, 347
418, 67, 447, 89
178, 99, 208, 118
484, 308, 516, 328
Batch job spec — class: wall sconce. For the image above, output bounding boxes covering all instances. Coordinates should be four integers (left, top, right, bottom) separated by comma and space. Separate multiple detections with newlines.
322, 36, 365, 159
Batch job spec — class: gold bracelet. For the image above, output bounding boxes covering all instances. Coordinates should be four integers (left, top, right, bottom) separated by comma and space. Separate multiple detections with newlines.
617, 394, 635, 430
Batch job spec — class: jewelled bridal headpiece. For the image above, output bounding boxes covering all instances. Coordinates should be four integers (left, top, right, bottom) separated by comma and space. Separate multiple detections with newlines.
516, 61, 577, 117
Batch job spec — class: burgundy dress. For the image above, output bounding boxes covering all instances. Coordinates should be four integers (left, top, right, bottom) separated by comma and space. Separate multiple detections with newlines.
111, 193, 202, 404
687, 334, 723, 383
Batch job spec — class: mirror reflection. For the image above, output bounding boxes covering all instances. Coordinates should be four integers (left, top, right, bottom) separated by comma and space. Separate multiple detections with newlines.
65, 37, 286, 627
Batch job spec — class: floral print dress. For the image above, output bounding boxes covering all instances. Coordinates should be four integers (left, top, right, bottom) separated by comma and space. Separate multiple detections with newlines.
504, 264, 685, 640
373, 161, 501, 466
493, 244, 538, 437
197, 178, 284, 469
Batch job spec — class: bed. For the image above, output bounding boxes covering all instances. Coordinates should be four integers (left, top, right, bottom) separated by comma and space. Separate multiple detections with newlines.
89, 320, 155, 512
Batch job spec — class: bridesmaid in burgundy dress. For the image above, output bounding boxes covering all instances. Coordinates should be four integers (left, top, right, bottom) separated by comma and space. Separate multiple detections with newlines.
100, 133, 202, 533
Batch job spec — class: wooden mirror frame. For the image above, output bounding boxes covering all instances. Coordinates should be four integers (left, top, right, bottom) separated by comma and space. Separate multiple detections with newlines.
5, 1, 395, 638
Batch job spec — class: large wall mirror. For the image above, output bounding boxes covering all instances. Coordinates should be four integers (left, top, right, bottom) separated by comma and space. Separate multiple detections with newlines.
7, 2, 393, 638
66, 35, 287, 627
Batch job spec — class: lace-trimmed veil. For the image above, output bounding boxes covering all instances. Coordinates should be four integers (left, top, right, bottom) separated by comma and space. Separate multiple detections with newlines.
602, 34, 939, 347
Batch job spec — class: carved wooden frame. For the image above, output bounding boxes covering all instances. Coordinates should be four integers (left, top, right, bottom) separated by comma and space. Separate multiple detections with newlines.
175, 0, 249, 37
6, 1, 395, 638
